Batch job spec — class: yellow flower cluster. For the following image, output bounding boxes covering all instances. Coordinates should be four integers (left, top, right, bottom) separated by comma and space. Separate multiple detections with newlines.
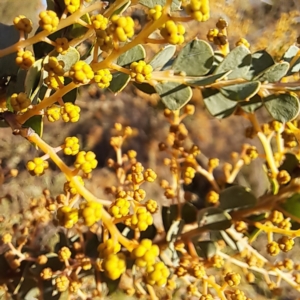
149, 5, 163, 20
130, 61, 153, 83
132, 239, 159, 267
57, 206, 79, 228
269, 210, 284, 224
55, 37, 70, 54
108, 15, 135, 42
144, 168, 157, 182
278, 236, 294, 252
94, 69, 112, 88
69, 61, 94, 84
133, 188, 146, 201
102, 253, 126, 280
74, 151, 98, 174
55, 275, 69, 292
44, 57, 65, 76
183, 166, 196, 185
40, 268, 53, 280
98, 238, 121, 258
147, 261, 170, 286
109, 197, 131, 218
185, 0, 210, 22
91, 14, 109, 30
224, 272, 241, 286
16, 50, 35, 69
266, 241, 280, 256
131, 207, 153, 231
39, 10, 59, 33
79, 201, 103, 226
236, 38, 250, 49
64, 136, 80, 155
96, 30, 113, 52
145, 199, 158, 213
61, 102, 81, 122
206, 190, 219, 204
58, 246, 72, 261
26, 157, 49, 176
13, 15, 33, 33
192, 263, 206, 279
160, 20, 185, 45
64, 0, 81, 14
46, 105, 61, 122
44, 75, 64, 90
277, 170, 291, 185
64, 175, 84, 195
10, 92, 31, 112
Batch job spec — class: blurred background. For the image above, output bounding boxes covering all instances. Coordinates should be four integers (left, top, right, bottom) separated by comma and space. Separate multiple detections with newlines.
0, 1, 300, 298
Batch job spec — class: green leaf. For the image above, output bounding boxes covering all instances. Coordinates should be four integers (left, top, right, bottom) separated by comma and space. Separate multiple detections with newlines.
57, 47, 80, 72
186, 71, 231, 86
280, 193, 300, 219
14, 269, 39, 300
44, 47, 80, 73
282, 45, 300, 75
160, 243, 180, 266
202, 88, 237, 118
69, 13, 91, 38
84, 231, 100, 258
279, 153, 299, 174
108, 72, 130, 94
220, 81, 261, 101
57, 291, 69, 300
23, 115, 43, 137
214, 45, 252, 79
5, 96, 13, 113
239, 94, 262, 113
219, 185, 257, 211
166, 219, 185, 242
194, 240, 217, 259
33, 28, 63, 59
209, 51, 224, 73
99, 274, 121, 295
46, 0, 66, 16
139, 0, 181, 11
117, 44, 146, 66
198, 207, 232, 230
62, 78, 78, 103
155, 82, 192, 110
162, 205, 178, 232
24, 288, 40, 300
246, 50, 274, 80
140, 224, 157, 240
284, 86, 300, 92
254, 62, 289, 83
0, 23, 20, 76
172, 39, 214, 76
181, 202, 197, 224
81, 42, 96, 62
270, 177, 280, 195
25, 59, 44, 103
263, 93, 300, 122
133, 82, 156, 94
6, 69, 27, 98
219, 231, 238, 250
150, 45, 176, 70
112, 1, 131, 16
